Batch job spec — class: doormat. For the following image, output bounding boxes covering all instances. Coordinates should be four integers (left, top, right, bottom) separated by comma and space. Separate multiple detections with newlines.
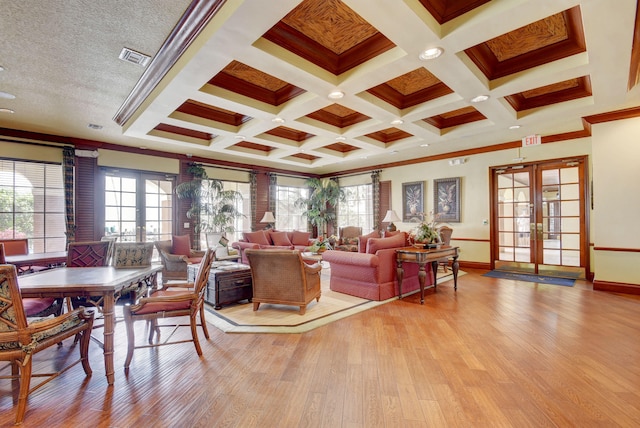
483, 270, 575, 287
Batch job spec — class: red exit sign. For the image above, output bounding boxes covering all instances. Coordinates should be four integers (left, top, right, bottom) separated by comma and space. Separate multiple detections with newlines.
522, 134, 541, 146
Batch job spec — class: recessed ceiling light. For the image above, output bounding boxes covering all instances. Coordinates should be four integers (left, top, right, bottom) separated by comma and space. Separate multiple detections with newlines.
87, 123, 103, 130
328, 90, 344, 99
0, 65, 4, 71
390, 119, 404, 125
0, 91, 15, 99
420, 143, 429, 147
419, 47, 443, 60
0, 108, 15, 114
335, 136, 346, 142
272, 117, 285, 124
470, 95, 489, 103
390, 150, 398, 155
139, 146, 147, 150
235, 135, 246, 140
509, 125, 521, 130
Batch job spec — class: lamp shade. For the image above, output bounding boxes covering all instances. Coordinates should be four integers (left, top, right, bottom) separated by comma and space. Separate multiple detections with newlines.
260, 211, 276, 223
382, 210, 400, 223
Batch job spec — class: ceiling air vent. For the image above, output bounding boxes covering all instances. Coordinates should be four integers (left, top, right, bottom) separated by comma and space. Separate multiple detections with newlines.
118, 47, 151, 67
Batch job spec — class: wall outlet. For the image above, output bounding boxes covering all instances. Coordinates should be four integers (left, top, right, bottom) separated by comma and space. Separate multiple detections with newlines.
482, 219, 488, 225
184, 222, 190, 228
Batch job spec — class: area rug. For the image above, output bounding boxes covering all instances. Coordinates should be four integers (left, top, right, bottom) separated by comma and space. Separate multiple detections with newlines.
482, 270, 575, 287
204, 269, 463, 334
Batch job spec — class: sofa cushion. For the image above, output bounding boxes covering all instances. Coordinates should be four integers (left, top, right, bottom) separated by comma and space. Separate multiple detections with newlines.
172, 235, 192, 256
366, 232, 406, 254
259, 244, 293, 250
244, 230, 270, 245
270, 231, 293, 246
291, 230, 311, 246
383, 230, 410, 246
358, 230, 380, 253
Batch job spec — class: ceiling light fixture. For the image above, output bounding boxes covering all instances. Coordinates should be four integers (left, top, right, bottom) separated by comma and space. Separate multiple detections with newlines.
509, 125, 521, 130
0, 65, 5, 72
419, 47, 444, 60
235, 135, 246, 140
470, 94, 489, 103
328, 90, 344, 99
390, 119, 404, 125
420, 143, 429, 147
272, 117, 285, 124
0, 108, 15, 114
0, 91, 16, 99
335, 136, 346, 142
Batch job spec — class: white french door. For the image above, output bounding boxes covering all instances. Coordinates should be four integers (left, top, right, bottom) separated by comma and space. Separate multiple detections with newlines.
103, 170, 174, 243
491, 157, 588, 279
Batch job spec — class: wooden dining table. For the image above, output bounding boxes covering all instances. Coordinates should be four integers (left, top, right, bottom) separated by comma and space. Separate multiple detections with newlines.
6, 251, 68, 273
18, 265, 162, 385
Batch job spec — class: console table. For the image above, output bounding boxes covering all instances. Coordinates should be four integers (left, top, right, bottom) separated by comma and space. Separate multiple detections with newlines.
188, 261, 252, 309
396, 245, 460, 304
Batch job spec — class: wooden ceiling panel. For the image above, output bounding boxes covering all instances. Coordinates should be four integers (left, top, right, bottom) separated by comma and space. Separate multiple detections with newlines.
262, 0, 395, 75
504, 76, 592, 112
208, 61, 305, 106
422, 106, 486, 129
365, 127, 413, 143
465, 6, 586, 81
233, 141, 275, 152
323, 142, 360, 153
154, 123, 214, 141
265, 126, 316, 142
418, 0, 491, 24
291, 152, 319, 161
176, 100, 252, 126
306, 104, 371, 128
367, 68, 453, 109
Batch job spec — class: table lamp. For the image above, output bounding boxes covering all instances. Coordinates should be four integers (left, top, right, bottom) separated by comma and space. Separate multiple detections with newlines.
382, 210, 400, 232
260, 211, 276, 229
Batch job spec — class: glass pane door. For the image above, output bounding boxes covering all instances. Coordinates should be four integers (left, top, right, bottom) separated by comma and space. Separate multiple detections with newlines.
104, 172, 174, 243
493, 159, 586, 278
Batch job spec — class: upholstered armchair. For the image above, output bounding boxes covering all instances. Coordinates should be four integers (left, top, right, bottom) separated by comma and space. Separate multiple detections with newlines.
155, 235, 205, 284
245, 249, 321, 315
334, 226, 362, 252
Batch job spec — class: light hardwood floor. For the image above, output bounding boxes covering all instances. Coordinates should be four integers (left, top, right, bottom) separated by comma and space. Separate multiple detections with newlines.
2, 269, 639, 427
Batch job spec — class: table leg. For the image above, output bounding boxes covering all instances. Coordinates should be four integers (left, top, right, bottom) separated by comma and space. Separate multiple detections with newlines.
431, 261, 438, 290
102, 291, 115, 385
417, 262, 426, 304
396, 260, 404, 299
452, 256, 459, 291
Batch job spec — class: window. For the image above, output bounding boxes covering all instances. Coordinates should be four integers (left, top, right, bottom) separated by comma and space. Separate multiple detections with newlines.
338, 184, 373, 232
276, 185, 308, 231
0, 159, 66, 253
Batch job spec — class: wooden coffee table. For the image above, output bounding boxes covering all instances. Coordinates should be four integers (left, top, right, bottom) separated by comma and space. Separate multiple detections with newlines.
188, 261, 252, 309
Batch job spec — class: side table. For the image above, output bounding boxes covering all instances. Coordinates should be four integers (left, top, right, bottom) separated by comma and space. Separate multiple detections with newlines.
188, 261, 253, 310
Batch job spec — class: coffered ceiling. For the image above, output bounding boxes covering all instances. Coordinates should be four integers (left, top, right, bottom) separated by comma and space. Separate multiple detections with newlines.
2, 0, 640, 174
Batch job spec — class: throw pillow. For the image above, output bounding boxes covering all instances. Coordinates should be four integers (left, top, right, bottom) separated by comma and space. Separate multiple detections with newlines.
243, 230, 270, 245
270, 231, 293, 246
342, 237, 358, 246
172, 235, 192, 256
291, 230, 311, 246
366, 232, 405, 254
358, 230, 380, 253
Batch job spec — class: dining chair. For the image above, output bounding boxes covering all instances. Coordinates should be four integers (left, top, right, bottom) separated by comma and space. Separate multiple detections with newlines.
122, 249, 214, 373
437, 226, 453, 272
0, 243, 62, 318
0, 264, 94, 424
66, 240, 113, 267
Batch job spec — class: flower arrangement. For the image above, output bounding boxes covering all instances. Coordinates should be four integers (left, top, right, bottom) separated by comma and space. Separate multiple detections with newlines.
409, 211, 442, 246
307, 235, 333, 253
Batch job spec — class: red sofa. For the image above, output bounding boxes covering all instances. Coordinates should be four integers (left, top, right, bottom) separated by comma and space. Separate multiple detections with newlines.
322, 231, 432, 301
232, 230, 314, 264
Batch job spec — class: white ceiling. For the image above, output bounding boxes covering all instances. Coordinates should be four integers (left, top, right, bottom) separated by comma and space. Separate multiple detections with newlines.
1, 0, 640, 175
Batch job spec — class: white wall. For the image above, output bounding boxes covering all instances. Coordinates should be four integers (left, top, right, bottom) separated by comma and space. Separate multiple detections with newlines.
592, 118, 640, 284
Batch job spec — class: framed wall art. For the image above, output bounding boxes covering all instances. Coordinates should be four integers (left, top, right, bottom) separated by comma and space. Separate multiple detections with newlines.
433, 177, 461, 222
402, 181, 424, 222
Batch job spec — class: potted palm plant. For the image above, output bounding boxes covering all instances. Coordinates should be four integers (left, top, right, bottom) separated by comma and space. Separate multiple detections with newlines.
175, 163, 244, 248
294, 178, 345, 237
